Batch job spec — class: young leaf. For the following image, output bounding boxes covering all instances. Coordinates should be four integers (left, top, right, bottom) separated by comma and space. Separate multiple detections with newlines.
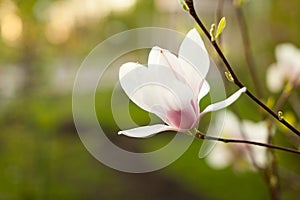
278, 111, 284, 120
225, 71, 234, 82
178, 0, 190, 12
210, 23, 216, 41
215, 17, 226, 39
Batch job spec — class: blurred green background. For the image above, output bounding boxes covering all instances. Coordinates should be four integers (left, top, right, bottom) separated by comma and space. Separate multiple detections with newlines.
0, 0, 300, 199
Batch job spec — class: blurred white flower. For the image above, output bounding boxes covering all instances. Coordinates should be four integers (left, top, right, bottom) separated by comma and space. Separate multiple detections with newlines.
206, 112, 269, 171
45, 0, 136, 44
266, 43, 300, 93
0, 65, 24, 98
118, 29, 246, 138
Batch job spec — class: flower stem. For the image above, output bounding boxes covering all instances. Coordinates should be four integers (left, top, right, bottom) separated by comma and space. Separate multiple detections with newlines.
274, 75, 299, 113
184, 0, 300, 137
193, 130, 300, 156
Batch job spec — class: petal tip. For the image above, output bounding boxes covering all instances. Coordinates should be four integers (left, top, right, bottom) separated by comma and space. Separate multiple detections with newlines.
187, 28, 199, 35
117, 131, 123, 135
152, 46, 162, 50
119, 62, 142, 80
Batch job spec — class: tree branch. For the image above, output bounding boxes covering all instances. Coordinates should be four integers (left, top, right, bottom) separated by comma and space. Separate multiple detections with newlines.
184, 0, 300, 137
193, 130, 300, 156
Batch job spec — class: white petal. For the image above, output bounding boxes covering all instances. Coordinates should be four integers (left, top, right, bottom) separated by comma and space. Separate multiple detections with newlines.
148, 32, 210, 101
275, 43, 300, 79
217, 111, 241, 138
178, 58, 207, 99
275, 43, 298, 65
149, 47, 207, 99
198, 79, 210, 101
201, 87, 246, 115
242, 121, 269, 167
179, 28, 210, 80
266, 64, 284, 93
119, 63, 197, 123
205, 143, 233, 169
119, 62, 141, 80
118, 124, 176, 138
148, 46, 186, 83
148, 46, 161, 65
148, 46, 181, 73
198, 111, 239, 158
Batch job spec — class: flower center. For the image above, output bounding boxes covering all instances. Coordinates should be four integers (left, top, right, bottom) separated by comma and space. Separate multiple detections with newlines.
165, 104, 198, 130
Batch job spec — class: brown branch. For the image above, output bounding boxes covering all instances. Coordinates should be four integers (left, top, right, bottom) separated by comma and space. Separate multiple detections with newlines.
184, 0, 300, 138
193, 130, 300, 156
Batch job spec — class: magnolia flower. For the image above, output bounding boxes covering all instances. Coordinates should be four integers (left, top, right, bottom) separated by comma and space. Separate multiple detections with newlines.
206, 112, 269, 170
266, 43, 300, 93
118, 28, 246, 138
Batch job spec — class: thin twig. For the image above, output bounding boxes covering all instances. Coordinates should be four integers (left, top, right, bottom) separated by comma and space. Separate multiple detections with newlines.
265, 77, 300, 200
184, 0, 300, 137
273, 74, 300, 112
232, 3, 281, 199
234, 5, 263, 98
266, 124, 281, 200
193, 130, 300, 156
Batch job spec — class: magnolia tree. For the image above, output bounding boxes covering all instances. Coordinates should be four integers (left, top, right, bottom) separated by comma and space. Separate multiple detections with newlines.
115, 0, 300, 199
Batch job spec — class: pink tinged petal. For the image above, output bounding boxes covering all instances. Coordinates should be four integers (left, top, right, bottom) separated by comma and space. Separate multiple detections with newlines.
119, 63, 199, 128
131, 84, 182, 119
151, 47, 206, 99
148, 33, 210, 101
118, 124, 177, 138
179, 28, 210, 80
165, 100, 199, 131
132, 84, 199, 129
201, 87, 246, 115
